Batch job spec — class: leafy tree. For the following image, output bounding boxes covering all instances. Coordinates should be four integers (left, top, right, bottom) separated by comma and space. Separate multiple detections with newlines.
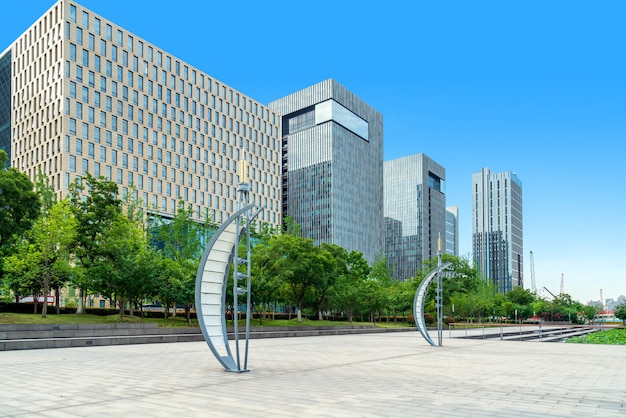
368, 255, 394, 321
506, 286, 536, 305
615, 304, 626, 324
68, 173, 122, 313
256, 233, 321, 323
310, 243, 347, 320
2, 200, 75, 317
151, 201, 212, 322
250, 234, 284, 324
328, 251, 370, 323
0, 150, 40, 248
93, 213, 161, 319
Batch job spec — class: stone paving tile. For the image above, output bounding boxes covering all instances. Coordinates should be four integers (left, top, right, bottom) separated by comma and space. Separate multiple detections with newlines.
1, 332, 625, 417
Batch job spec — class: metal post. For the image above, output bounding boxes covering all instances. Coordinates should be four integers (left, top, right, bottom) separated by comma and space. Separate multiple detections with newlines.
436, 234, 443, 347
233, 214, 241, 370
500, 325, 503, 340
243, 185, 252, 370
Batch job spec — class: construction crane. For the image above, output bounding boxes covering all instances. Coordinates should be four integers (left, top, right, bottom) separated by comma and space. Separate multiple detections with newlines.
529, 251, 537, 294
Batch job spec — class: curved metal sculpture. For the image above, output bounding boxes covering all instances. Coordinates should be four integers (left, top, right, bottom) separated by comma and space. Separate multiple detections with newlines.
195, 204, 262, 372
413, 262, 452, 346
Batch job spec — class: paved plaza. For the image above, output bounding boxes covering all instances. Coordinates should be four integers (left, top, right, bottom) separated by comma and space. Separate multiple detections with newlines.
1, 330, 625, 417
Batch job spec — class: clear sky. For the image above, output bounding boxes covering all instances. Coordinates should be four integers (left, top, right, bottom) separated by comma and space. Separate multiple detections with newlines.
3, 1, 625, 304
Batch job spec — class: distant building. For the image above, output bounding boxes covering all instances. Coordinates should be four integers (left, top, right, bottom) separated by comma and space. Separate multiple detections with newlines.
269, 79, 384, 263
384, 153, 446, 280
445, 206, 459, 256
472, 167, 523, 293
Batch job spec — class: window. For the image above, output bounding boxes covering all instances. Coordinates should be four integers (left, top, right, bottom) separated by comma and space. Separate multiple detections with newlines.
76, 139, 82, 155
88, 34, 94, 50
69, 118, 76, 135
76, 28, 83, 45
82, 11, 89, 29
94, 17, 100, 35
82, 122, 88, 139
69, 5, 76, 22
69, 82, 76, 98
105, 24, 112, 40
82, 50, 88, 66
69, 156, 76, 172
70, 44, 76, 61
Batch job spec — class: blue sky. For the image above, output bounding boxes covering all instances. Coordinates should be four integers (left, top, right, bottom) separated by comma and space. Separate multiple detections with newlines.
3, 1, 625, 304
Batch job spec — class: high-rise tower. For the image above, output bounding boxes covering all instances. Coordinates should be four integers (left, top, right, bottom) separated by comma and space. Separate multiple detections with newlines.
269, 79, 384, 263
472, 167, 523, 293
384, 153, 446, 280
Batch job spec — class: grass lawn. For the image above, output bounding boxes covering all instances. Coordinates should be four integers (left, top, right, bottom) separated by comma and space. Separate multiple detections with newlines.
565, 328, 626, 345
0, 312, 198, 328
0, 312, 411, 329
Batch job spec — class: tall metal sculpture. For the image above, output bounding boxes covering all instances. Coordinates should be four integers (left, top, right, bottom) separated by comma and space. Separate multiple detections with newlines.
413, 235, 451, 347
195, 159, 262, 372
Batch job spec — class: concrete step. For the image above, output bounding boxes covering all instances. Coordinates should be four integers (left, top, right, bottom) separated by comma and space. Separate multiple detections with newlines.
0, 323, 414, 351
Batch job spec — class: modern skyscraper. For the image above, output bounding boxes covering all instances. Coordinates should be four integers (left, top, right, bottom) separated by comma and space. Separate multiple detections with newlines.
268, 79, 384, 264
445, 206, 459, 256
472, 167, 523, 293
0, 0, 282, 227
384, 153, 446, 281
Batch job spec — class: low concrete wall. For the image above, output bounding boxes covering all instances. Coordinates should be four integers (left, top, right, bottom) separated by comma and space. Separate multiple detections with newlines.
0, 323, 415, 351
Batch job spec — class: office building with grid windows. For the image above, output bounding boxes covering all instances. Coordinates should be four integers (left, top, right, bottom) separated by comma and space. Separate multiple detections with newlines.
445, 206, 459, 256
472, 167, 523, 293
384, 153, 446, 281
0, 0, 282, 227
268, 79, 384, 264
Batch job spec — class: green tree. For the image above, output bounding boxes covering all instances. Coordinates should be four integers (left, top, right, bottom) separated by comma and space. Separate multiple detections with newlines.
151, 201, 212, 322
3, 200, 76, 317
368, 255, 394, 321
0, 150, 40, 249
615, 304, 626, 324
94, 213, 161, 319
328, 251, 370, 323
310, 243, 347, 320
256, 233, 321, 323
506, 286, 536, 305
68, 173, 122, 313
250, 233, 284, 324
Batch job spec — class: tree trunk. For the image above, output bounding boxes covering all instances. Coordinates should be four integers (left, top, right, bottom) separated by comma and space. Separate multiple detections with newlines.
119, 298, 125, 319
297, 302, 302, 323
41, 279, 49, 318
77, 288, 85, 314
54, 287, 60, 314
